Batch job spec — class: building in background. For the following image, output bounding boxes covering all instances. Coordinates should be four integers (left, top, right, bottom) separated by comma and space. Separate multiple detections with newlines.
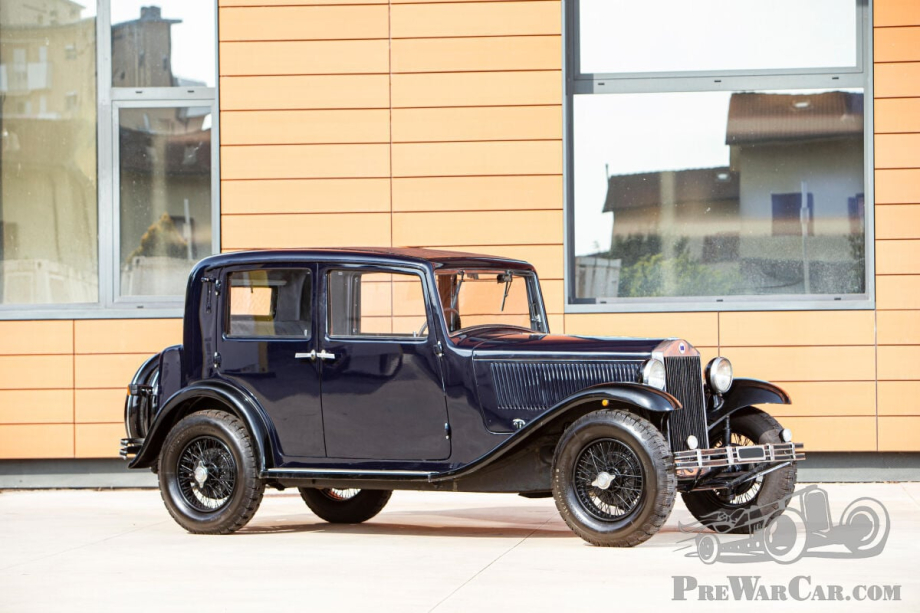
0, 0, 918, 472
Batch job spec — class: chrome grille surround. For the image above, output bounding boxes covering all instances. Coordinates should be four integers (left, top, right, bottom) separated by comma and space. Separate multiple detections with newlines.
490, 360, 644, 412
654, 340, 710, 453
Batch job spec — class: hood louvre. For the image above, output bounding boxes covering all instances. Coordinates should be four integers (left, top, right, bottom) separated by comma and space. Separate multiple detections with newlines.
490, 361, 643, 412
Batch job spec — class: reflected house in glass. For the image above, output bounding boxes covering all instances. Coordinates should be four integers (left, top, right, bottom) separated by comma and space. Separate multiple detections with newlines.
0, 0, 97, 304
601, 91, 865, 298
111, 6, 180, 88
112, 6, 212, 297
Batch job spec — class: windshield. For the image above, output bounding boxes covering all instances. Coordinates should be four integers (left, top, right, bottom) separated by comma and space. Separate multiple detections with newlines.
435, 269, 546, 335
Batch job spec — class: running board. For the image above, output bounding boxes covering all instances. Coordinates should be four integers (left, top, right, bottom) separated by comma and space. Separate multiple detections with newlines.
261, 468, 434, 481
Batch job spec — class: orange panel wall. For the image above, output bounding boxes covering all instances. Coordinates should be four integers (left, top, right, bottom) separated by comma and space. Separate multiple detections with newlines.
212, 0, 920, 454
8, 2, 915, 460
0, 320, 181, 459
218, 0, 566, 325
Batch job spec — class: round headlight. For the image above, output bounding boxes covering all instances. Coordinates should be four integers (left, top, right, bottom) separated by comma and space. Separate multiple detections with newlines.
641, 359, 667, 391
706, 357, 733, 394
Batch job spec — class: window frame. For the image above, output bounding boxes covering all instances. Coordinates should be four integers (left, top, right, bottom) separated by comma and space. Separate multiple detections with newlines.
323, 266, 433, 343
563, 0, 875, 313
0, 0, 220, 320
223, 267, 314, 341
434, 268, 548, 337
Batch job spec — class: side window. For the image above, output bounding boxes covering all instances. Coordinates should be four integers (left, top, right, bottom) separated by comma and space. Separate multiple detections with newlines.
327, 270, 428, 339
227, 269, 312, 338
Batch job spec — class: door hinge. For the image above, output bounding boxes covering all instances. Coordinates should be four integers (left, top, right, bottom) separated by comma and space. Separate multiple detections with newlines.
213, 351, 221, 367
435, 341, 444, 357
202, 276, 221, 312
444, 422, 451, 440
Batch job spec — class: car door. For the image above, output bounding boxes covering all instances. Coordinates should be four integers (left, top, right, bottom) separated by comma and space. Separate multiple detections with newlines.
319, 264, 451, 460
216, 264, 325, 459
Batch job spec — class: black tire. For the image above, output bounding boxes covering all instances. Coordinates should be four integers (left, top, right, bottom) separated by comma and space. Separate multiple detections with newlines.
158, 409, 265, 534
552, 409, 676, 547
299, 488, 392, 524
681, 408, 797, 534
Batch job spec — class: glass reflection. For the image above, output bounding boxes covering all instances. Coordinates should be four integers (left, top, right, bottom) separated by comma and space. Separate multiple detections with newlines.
573, 89, 865, 301
119, 106, 212, 297
579, 0, 857, 75
111, 1, 215, 88
0, 0, 98, 305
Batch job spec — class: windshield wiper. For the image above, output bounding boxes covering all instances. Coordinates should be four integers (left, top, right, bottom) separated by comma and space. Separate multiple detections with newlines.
499, 272, 513, 312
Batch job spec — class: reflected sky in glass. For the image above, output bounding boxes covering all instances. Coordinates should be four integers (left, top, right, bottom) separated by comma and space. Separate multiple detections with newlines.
579, 0, 857, 75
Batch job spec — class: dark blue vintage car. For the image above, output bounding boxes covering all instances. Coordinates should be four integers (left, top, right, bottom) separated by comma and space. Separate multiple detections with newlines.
122, 248, 804, 546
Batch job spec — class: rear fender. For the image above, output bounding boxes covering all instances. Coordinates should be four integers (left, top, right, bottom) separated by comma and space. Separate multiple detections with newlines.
128, 379, 277, 471
707, 378, 791, 429
432, 382, 679, 483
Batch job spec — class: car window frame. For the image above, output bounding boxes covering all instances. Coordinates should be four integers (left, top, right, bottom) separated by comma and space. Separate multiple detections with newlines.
221, 264, 316, 342
322, 264, 434, 343
434, 267, 548, 337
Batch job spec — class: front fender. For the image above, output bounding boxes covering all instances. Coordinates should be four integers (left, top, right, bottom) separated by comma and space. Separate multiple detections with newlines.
128, 379, 276, 471
707, 378, 791, 428
431, 383, 679, 482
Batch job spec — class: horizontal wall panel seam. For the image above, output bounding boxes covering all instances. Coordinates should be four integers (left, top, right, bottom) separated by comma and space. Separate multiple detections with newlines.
220, 72, 389, 77
219, 38, 389, 43
223, 207, 563, 215
221, 104, 564, 111
218, 241, 566, 248
0, 422, 117, 427
221, 174, 563, 180
223, 139, 563, 146
390, 34, 562, 40
222, 35, 563, 42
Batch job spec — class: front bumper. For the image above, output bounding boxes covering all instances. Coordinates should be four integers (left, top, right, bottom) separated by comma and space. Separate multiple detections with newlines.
674, 441, 804, 477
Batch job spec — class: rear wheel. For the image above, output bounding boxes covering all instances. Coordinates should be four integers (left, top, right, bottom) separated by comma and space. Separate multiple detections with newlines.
158, 409, 264, 534
681, 408, 797, 534
298, 488, 392, 524
552, 409, 676, 547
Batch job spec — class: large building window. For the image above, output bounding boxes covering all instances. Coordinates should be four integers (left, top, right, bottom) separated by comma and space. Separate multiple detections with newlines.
0, 0, 98, 305
0, 0, 217, 315
568, 0, 871, 310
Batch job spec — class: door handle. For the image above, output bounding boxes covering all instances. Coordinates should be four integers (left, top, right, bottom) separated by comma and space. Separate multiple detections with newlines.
294, 350, 336, 361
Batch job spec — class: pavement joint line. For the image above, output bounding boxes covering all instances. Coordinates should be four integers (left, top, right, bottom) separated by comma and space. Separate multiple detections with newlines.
899, 483, 920, 509
0, 519, 169, 573
426, 513, 556, 613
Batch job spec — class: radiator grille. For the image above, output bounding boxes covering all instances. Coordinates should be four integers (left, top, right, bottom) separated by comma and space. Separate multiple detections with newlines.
491, 361, 643, 411
664, 355, 709, 452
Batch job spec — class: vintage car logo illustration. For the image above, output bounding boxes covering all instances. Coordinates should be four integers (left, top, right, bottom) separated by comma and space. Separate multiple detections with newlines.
677, 484, 890, 565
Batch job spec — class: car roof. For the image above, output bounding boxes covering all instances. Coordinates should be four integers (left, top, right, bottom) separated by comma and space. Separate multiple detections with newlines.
194, 248, 536, 273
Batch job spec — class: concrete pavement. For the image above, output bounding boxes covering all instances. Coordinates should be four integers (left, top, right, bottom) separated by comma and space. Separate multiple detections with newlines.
1, 484, 918, 612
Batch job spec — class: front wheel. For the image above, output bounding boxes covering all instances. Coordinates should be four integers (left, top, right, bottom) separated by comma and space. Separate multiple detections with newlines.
158, 409, 265, 534
552, 409, 676, 547
681, 408, 797, 534
299, 488, 392, 524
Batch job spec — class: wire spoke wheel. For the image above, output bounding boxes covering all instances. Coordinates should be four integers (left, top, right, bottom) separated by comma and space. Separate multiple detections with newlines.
177, 435, 237, 512
573, 438, 644, 522
713, 431, 763, 506
681, 409, 798, 536
320, 488, 361, 501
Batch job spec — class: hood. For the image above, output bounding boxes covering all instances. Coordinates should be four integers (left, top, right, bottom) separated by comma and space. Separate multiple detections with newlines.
461, 329, 702, 434
453, 328, 671, 359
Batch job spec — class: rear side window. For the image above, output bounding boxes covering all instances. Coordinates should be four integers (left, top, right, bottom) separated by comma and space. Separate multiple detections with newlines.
227, 269, 312, 338
326, 270, 428, 339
